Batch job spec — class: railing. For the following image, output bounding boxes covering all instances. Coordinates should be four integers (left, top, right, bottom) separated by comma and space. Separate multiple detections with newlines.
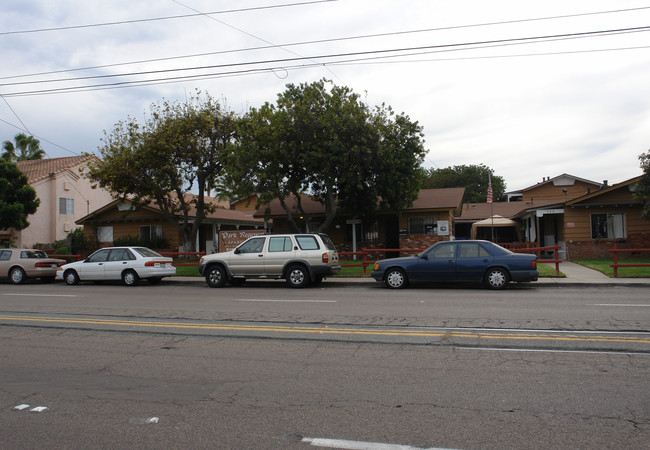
512, 244, 562, 275
609, 242, 650, 277
159, 251, 205, 266
339, 248, 425, 275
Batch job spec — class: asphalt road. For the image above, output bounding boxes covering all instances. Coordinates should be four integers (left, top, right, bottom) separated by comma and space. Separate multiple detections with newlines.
1, 279, 648, 449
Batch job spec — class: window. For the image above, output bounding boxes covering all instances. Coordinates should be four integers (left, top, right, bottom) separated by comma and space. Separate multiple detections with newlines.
458, 243, 490, 258
87, 249, 110, 263
425, 243, 456, 259
269, 237, 293, 252
97, 226, 113, 243
591, 213, 625, 239
237, 237, 265, 253
59, 198, 74, 215
0, 250, 11, 261
108, 249, 134, 261
133, 247, 162, 258
140, 225, 162, 241
408, 216, 437, 235
296, 235, 320, 250
20, 250, 47, 258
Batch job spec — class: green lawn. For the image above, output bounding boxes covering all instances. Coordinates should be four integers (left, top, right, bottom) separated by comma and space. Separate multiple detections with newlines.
572, 258, 650, 278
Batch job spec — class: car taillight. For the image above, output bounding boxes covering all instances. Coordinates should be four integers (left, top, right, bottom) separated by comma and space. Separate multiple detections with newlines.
322, 253, 329, 263
531, 260, 537, 268
35, 262, 52, 268
199, 257, 204, 264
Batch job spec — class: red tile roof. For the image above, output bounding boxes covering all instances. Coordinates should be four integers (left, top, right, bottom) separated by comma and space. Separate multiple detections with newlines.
16, 155, 98, 183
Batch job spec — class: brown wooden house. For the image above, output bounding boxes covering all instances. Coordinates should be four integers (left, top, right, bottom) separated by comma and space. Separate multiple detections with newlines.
252, 188, 466, 253
564, 176, 649, 259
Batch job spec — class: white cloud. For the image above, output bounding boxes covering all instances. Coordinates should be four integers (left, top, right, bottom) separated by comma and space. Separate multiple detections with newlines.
1, 0, 648, 190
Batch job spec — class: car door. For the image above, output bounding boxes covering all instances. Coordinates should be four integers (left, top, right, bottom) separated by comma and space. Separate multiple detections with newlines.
455, 242, 492, 282
78, 249, 110, 279
229, 237, 266, 276
411, 242, 457, 282
0, 250, 13, 277
264, 236, 295, 275
103, 248, 135, 280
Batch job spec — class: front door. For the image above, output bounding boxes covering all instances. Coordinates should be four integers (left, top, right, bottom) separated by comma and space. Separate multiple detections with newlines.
79, 249, 110, 279
229, 237, 266, 276
412, 242, 457, 282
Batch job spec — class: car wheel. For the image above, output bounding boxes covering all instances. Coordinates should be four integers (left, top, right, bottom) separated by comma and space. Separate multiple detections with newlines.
485, 267, 509, 290
384, 268, 408, 289
64, 270, 80, 285
10, 267, 26, 285
122, 270, 139, 286
286, 264, 310, 288
205, 265, 227, 288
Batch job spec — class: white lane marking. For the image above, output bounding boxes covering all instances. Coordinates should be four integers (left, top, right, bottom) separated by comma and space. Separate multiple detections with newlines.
589, 303, 650, 307
3, 293, 76, 298
302, 437, 454, 450
457, 347, 650, 356
236, 299, 336, 303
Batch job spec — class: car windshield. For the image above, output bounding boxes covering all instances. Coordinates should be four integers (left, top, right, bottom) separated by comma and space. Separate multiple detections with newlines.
21, 250, 48, 258
133, 247, 162, 258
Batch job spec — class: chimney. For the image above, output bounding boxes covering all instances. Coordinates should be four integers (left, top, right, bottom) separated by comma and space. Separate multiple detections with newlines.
603, 180, 608, 187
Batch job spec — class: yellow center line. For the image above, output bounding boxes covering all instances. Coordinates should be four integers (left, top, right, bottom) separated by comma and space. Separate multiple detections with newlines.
0, 315, 649, 344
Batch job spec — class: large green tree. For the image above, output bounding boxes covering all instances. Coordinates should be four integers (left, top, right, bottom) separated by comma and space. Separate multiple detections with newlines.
637, 150, 650, 219
226, 79, 427, 232
0, 159, 39, 230
2, 133, 45, 161
422, 164, 506, 203
87, 92, 237, 251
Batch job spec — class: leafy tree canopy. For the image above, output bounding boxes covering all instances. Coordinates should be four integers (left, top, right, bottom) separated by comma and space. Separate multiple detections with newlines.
87, 91, 237, 250
2, 133, 45, 162
422, 164, 506, 203
225, 79, 427, 232
0, 158, 39, 230
637, 150, 650, 219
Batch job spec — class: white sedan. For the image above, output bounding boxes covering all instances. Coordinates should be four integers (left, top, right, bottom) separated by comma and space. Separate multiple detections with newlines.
57, 247, 175, 286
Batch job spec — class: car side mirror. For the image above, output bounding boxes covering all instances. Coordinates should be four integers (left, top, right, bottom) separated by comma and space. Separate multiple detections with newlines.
234, 248, 240, 254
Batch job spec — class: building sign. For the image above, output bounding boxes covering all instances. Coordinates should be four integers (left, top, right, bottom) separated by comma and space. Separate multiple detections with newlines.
437, 220, 450, 236
218, 230, 266, 252
536, 209, 564, 217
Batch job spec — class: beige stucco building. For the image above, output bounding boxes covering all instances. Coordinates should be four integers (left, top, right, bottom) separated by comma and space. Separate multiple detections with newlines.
6, 156, 114, 248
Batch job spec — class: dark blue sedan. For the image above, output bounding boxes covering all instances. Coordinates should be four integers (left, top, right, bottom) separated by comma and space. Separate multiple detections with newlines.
371, 240, 538, 289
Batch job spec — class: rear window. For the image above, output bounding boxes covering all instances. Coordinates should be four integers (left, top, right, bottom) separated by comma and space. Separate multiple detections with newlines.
296, 235, 320, 250
133, 247, 163, 258
319, 234, 337, 251
20, 250, 48, 258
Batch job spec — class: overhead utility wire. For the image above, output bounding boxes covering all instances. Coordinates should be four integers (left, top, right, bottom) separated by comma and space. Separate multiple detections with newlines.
1, 25, 648, 91
0, 0, 337, 36
3, 5, 648, 82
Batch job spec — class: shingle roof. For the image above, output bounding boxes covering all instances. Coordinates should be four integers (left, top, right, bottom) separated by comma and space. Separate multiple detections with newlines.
16, 155, 97, 183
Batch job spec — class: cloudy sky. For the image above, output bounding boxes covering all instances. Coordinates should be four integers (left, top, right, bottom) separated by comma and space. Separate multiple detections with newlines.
2, 0, 649, 192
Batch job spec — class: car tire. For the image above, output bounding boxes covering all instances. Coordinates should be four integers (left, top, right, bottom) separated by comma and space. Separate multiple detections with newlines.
64, 270, 80, 285
485, 267, 510, 290
286, 264, 310, 288
205, 265, 227, 288
384, 268, 408, 289
10, 267, 26, 285
122, 269, 139, 286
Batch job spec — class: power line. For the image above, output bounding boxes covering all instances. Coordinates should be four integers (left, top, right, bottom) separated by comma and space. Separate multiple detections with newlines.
0, 0, 337, 36
2, 6, 648, 82
1, 25, 648, 95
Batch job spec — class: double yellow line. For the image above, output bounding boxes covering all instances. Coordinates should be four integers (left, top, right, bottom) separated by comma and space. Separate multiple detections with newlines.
1, 314, 649, 345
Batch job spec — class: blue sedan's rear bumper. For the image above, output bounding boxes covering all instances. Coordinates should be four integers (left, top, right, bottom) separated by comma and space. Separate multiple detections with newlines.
510, 269, 539, 282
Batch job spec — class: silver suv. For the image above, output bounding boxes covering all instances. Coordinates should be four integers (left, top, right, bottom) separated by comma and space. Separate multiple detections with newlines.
198, 233, 341, 288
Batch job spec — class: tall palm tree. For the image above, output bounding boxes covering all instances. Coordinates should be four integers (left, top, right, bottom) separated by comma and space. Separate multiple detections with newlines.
2, 133, 45, 161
